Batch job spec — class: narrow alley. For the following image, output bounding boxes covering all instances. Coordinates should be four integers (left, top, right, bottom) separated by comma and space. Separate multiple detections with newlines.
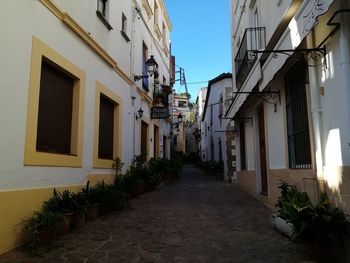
0, 165, 308, 263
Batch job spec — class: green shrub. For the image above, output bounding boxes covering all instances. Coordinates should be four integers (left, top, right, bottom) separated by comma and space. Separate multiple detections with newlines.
276, 181, 350, 247
23, 210, 64, 255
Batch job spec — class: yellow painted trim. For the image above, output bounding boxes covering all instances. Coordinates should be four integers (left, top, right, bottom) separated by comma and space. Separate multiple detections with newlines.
39, 0, 134, 86
0, 185, 83, 255
141, 90, 153, 105
154, 24, 162, 40
86, 174, 116, 185
142, 0, 153, 19
93, 81, 123, 169
158, 0, 173, 31
114, 66, 134, 86
163, 39, 170, 56
61, 13, 117, 68
24, 36, 85, 167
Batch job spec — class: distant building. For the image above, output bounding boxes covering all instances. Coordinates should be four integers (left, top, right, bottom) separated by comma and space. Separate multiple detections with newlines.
201, 73, 233, 181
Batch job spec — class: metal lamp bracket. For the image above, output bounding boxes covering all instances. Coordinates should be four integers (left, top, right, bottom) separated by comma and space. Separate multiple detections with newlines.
252, 46, 327, 68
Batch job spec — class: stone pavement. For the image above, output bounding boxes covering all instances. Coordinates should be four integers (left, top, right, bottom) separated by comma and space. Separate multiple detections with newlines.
0, 165, 310, 263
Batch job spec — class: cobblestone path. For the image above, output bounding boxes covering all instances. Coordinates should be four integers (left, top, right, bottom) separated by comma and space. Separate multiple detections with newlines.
0, 165, 309, 262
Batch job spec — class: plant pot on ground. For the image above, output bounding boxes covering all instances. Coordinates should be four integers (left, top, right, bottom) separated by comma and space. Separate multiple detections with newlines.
82, 181, 101, 220
22, 210, 64, 255
71, 192, 88, 228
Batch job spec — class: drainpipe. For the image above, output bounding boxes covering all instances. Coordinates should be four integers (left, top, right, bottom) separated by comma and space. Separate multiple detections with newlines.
339, 6, 350, 150
307, 32, 324, 180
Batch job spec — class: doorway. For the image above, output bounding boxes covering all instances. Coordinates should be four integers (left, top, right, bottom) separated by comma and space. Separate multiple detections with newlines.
258, 105, 268, 195
141, 121, 148, 160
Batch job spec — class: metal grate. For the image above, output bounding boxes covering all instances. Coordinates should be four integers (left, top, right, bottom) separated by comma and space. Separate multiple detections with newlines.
285, 61, 312, 169
235, 27, 266, 90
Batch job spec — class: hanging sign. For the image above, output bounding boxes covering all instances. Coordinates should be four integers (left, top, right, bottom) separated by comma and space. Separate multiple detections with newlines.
151, 107, 169, 119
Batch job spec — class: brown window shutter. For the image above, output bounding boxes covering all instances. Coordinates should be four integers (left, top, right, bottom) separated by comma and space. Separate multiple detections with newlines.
36, 60, 74, 154
98, 95, 115, 160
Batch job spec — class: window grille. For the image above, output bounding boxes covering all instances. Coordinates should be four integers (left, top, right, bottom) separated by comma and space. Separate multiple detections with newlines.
285, 61, 312, 169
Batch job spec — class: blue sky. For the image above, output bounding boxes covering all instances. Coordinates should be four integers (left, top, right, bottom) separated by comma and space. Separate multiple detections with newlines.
165, 1, 232, 101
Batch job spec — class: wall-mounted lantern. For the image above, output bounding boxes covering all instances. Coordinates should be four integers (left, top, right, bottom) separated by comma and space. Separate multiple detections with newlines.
134, 55, 158, 81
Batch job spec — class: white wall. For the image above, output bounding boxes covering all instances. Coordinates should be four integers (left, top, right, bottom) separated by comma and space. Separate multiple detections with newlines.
0, 0, 172, 190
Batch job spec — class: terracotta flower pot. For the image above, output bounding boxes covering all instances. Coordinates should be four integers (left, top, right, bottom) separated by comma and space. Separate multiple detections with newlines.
86, 203, 100, 220
73, 212, 86, 228
38, 228, 54, 245
60, 212, 73, 234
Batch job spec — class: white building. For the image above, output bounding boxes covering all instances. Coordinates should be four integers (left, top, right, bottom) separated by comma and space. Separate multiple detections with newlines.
0, 0, 173, 254
196, 87, 208, 160
201, 73, 233, 180
228, 0, 350, 213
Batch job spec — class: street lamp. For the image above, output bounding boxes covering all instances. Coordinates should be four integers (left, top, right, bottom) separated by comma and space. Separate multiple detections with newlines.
135, 107, 144, 120
134, 55, 158, 81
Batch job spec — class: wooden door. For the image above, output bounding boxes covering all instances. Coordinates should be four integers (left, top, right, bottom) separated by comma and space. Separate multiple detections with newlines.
258, 105, 268, 195
141, 121, 148, 159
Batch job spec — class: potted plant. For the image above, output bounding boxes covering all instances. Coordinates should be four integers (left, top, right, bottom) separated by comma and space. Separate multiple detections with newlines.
82, 181, 101, 220
42, 189, 74, 234
23, 210, 64, 255
71, 192, 88, 228
153, 91, 165, 107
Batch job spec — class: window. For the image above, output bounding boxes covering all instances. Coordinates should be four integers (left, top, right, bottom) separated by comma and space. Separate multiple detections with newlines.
239, 121, 246, 170
142, 42, 149, 91
96, 0, 113, 30
98, 95, 115, 160
24, 36, 85, 167
178, 101, 187, 108
36, 60, 74, 155
93, 82, 121, 168
285, 61, 312, 169
121, 13, 130, 42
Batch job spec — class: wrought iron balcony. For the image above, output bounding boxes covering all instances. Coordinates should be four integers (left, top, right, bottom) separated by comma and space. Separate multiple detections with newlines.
235, 27, 266, 90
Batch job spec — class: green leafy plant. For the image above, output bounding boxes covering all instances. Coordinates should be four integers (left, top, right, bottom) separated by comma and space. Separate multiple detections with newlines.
42, 189, 74, 214
23, 210, 64, 255
276, 182, 350, 261
82, 181, 101, 205
71, 192, 88, 213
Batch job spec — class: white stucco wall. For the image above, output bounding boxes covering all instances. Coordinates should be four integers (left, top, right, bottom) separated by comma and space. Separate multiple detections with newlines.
0, 0, 172, 190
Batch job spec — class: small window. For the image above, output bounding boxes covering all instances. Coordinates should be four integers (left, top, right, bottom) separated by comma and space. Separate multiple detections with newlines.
25, 37, 85, 167
98, 95, 115, 160
178, 101, 187, 108
96, 0, 113, 30
93, 82, 121, 168
121, 13, 130, 41
36, 60, 74, 155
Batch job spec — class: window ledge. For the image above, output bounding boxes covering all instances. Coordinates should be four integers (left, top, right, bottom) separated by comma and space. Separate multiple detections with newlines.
96, 11, 113, 30
120, 30, 130, 42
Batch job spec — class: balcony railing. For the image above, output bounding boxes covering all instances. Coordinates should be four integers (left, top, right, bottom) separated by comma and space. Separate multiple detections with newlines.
235, 27, 266, 90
